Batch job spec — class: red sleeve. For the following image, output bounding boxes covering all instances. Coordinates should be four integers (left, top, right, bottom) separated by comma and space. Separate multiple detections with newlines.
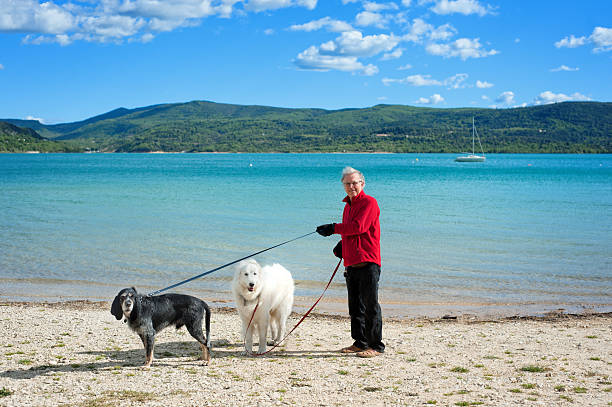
334, 197, 378, 236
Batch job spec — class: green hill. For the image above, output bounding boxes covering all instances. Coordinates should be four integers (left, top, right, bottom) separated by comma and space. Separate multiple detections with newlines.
0, 121, 79, 153
3, 101, 611, 153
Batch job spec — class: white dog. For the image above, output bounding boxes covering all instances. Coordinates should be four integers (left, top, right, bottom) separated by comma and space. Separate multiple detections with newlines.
232, 258, 294, 354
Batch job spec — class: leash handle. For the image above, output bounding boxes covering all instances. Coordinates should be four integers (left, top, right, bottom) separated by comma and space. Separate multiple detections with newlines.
246, 258, 343, 356
148, 231, 317, 296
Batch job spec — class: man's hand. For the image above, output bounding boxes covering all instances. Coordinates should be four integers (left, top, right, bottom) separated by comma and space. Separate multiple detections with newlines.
316, 223, 335, 237
333, 240, 342, 259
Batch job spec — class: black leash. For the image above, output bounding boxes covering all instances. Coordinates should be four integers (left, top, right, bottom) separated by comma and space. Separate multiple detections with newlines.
148, 231, 317, 296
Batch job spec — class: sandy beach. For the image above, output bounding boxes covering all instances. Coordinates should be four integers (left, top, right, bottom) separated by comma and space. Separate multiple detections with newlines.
0, 301, 610, 406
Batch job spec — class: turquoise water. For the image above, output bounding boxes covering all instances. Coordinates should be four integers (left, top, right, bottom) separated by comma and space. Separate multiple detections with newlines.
1, 153, 610, 317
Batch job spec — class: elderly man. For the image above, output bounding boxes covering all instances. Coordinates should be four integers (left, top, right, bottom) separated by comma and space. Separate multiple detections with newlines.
316, 166, 384, 358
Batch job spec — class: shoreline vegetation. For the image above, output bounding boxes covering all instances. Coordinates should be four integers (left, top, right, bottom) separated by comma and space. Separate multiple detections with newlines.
4, 150, 610, 154
0, 300, 610, 406
2, 101, 611, 153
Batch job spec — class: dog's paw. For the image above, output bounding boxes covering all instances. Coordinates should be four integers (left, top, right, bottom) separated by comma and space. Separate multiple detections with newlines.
199, 347, 211, 362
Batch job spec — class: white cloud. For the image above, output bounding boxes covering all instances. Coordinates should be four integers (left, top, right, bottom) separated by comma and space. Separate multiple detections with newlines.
354, 2, 399, 28
429, 23, 456, 41
362, 64, 380, 76
430, 0, 493, 16
294, 29, 400, 74
383, 74, 442, 86
0, 63, 4, 70
402, 18, 432, 42
294, 45, 378, 75
264, 28, 275, 35
444, 73, 468, 89
83, 14, 146, 39
401, 18, 458, 44
476, 80, 493, 88
115, 0, 215, 21
0, 0, 75, 34
23, 33, 75, 46
555, 26, 612, 53
534, 91, 592, 105
554, 34, 587, 49
430, 93, 444, 103
381, 47, 403, 60
481, 95, 490, 100
398, 63, 412, 70
355, 11, 387, 28
297, 0, 318, 9
289, 17, 353, 32
0, 0, 318, 44
383, 72, 469, 88
591, 26, 612, 52
213, 0, 243, 18
244, 0, 294, 12
495, 91, 515, 105
426, 37, 498, 60
139, 32, 155, 43
415, 93, 444, 104
323, 30, 401, 57
363, 1, 399, 12
550, 65, 579, 72
25, 115, 45, 123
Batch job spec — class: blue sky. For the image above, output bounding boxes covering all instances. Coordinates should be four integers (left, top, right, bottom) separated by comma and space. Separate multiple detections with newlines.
1, 0, 611, 124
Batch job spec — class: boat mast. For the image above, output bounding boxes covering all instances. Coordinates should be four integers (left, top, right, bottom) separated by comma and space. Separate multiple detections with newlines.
473, 117, 485, 156
472, 117, 475, 154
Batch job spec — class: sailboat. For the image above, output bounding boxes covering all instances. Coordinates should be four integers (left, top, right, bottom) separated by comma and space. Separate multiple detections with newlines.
455, 117, 486, 162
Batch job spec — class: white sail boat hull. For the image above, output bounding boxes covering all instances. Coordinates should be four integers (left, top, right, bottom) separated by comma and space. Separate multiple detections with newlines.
455, 154, 486, 162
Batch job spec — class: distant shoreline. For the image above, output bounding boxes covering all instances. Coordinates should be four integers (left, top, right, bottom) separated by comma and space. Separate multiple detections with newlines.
3, 151, 612, 155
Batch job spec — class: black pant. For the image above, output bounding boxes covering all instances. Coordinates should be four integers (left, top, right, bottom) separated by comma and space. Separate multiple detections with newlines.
345, 263, 384, 353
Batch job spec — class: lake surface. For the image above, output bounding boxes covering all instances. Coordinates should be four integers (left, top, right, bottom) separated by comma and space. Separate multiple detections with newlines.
1, 153, 610, 318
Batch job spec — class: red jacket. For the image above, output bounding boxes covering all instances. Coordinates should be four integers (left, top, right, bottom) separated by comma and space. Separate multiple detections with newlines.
333, 190, 381, 267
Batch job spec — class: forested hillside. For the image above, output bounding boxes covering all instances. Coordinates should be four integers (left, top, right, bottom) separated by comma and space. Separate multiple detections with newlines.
3, 101, 611, 153
0, 122, 79, 152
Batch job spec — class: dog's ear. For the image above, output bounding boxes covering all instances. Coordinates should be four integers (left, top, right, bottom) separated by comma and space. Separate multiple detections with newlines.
131, 286, 137, 294
110, 293, 123, 320
129, 295, 139, 322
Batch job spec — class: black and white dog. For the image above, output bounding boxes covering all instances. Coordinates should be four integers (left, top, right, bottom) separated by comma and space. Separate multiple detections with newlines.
111, 287, 211, 368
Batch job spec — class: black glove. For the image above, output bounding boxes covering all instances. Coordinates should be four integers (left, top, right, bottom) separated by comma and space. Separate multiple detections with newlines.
333, 240, 342, 259
316, 223, 335, 237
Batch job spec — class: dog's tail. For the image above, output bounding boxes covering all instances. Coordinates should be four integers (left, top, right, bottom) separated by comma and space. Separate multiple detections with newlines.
204, 302, 211, 349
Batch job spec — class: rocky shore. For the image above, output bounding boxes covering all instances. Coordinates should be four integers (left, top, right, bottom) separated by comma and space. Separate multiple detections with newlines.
0, 301, 610, 406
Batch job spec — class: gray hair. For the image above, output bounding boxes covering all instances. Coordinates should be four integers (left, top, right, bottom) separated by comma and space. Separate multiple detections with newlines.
341, 166, 365, 183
